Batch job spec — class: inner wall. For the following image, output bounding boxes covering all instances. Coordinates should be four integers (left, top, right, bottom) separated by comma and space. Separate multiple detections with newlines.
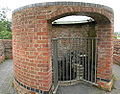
52, 21, 96, 38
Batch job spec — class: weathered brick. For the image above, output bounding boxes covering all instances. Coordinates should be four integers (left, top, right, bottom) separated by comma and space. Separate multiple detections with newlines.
12, 1, 114, 94
37, 32, 48, 35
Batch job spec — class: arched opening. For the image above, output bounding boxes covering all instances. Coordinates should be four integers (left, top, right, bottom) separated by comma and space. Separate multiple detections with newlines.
47, 8, 113, 91
51, 15, 98, 91
51, 15, 96, 38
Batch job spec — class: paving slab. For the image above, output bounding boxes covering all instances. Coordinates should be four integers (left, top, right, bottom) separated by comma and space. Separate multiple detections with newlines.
0, 60, 120, 94
0, 60, 17, 94
57, 64, 120, 94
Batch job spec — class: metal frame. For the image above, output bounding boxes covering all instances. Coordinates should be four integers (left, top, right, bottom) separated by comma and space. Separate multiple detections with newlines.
52, 37, 98, 91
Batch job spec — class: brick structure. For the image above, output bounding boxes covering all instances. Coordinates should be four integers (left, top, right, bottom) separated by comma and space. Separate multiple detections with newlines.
0, 39, 12, 63
12, 2, 114, 94
113, 39, 120, 64
2, 39, 12, 59
0, 40, 5, 64
52, 21, 95, 38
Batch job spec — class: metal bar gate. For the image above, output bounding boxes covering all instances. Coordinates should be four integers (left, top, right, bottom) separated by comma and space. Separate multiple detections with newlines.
52, 37, 98, 91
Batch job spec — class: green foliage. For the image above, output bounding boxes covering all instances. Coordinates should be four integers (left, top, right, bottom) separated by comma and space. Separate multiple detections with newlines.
114, 32, 120, 39
0, 8, 12, 39
5, 56, 10, 60
0, 31, 12, 39
113, 36, 117, 39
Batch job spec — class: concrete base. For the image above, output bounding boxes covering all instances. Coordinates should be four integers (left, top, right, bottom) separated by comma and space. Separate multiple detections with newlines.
13, 80, 41, 94
97, 79, 113, 91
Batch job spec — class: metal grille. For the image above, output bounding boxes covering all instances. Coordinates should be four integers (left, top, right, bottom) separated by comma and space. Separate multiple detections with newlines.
52, 37, 98, 90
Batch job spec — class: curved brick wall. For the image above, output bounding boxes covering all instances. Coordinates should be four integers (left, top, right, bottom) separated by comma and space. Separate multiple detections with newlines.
12, 2, 114, 93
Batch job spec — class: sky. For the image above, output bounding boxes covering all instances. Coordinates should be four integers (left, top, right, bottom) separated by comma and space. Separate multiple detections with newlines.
0, 0, 119, 32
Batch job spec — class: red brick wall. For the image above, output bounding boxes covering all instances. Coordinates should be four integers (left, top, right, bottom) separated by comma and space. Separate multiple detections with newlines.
113, 39, 120, 64
12, 7, 52, 93
0, 40, 5, 63
52, 23, 96, 58
96, 24, 113, 90
0, 39, 12, 63
2, 39, 12, 59
52, 23, 93, 38
12, 2, 114, 93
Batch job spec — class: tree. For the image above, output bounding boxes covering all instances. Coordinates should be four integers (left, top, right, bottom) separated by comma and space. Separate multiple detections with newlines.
0, 8, 12, 39
0, 8, 11, 32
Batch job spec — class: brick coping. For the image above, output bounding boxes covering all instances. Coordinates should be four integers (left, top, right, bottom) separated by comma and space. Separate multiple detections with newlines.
12, 1, 113, 14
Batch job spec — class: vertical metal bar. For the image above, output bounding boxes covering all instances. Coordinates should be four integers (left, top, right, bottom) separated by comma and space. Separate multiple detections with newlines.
83, 38, 85, 80
91, 39, 94, 82
52, 39, 58, 89
79, 38, 82, 80
76, 38, 78, 79
87, 39, 90, 81
74, 38, 76, 80
84, 38, 87, 80
70, 38, 72, 83
53, 40, 55, 86
56, 40, 58, 86
66, 51, 68, 80
72, 38, 74, 79
94, 38, 97, 83
76, 38, 78, 80
86, 38, 88, 80
58, 41, 60, 81
81, 38, 84, 79
78, 38, 80, 80
63, 54, 64, 81
60, 60, 61, 81
58, 60, 59, 81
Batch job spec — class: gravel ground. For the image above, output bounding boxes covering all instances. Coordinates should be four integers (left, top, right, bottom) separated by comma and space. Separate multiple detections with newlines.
0, 60, 120, 94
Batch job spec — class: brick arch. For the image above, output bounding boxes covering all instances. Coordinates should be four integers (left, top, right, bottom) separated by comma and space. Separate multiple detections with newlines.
47, 6, 113, 24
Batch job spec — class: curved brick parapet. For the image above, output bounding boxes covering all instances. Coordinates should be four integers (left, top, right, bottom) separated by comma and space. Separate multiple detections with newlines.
13, 2, 113, 14
12, 2, 114, 94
